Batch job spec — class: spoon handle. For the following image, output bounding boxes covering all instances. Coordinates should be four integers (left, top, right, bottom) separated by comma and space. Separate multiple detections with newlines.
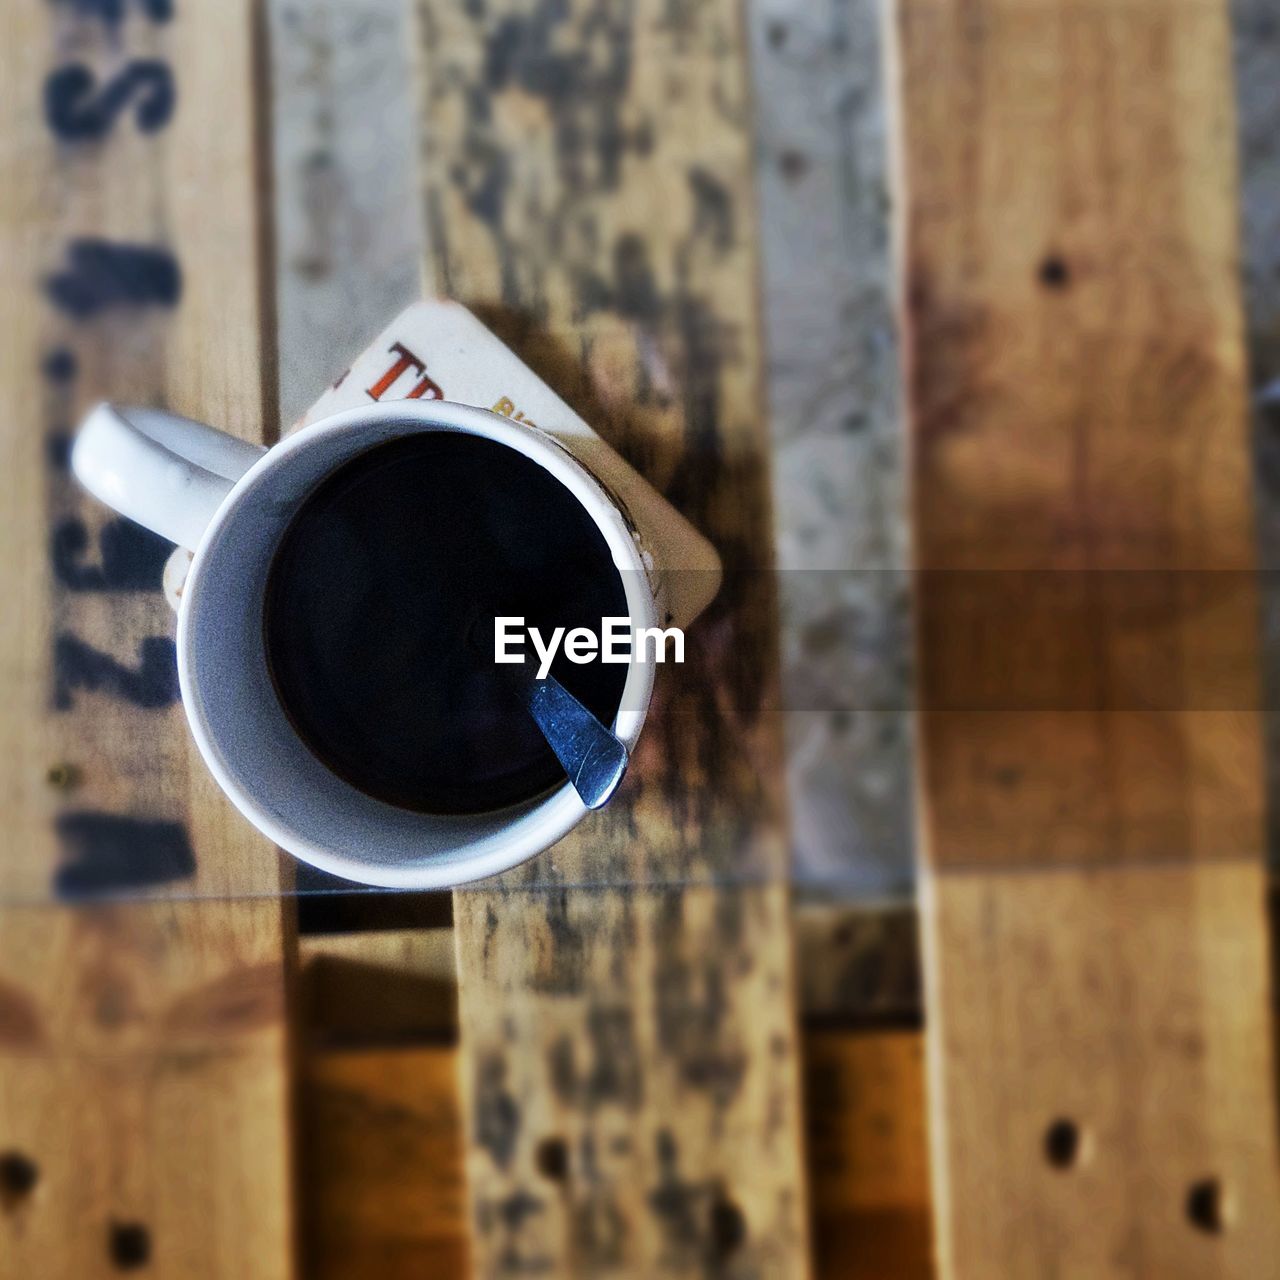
507, 666, 629, 810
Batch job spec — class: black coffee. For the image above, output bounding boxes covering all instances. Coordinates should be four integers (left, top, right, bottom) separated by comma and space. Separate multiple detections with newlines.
263, 432, 629, 814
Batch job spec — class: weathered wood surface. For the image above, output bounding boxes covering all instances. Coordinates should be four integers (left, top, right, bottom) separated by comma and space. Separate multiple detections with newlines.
298, 1029, 934, 1280
412, 0, 810, 1273
298, 1030, 935, 1280
748, 0, 913, 897
0, 2, 294, 1275
890, 0, 1280, 1272
269, 0, 422, 429
297, 929, 933, 1280
450, 889, 806, 1276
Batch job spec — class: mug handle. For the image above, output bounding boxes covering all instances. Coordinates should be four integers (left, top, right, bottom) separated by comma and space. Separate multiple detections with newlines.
71, 404, 268, 551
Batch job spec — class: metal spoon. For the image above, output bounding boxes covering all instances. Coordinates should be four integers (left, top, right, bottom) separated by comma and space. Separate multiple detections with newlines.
466, 617, 629, 809
500, 656, 630, 810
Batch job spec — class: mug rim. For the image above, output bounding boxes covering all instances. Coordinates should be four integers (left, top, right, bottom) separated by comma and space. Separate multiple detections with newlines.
176, 399, 659, 888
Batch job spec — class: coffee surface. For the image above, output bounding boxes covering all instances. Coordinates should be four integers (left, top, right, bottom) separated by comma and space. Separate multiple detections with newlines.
264, 431, 629, 814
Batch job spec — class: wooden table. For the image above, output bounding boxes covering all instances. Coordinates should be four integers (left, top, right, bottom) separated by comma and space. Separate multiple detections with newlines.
2, 0, 1277, 1275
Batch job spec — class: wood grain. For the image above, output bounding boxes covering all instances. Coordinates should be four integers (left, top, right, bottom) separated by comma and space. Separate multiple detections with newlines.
412, 0, 810, 1273
888, 0, 1280, 1271
302, 1045, 469, 1279
0, 2, 295, 1275
805, 1030, 932, 1280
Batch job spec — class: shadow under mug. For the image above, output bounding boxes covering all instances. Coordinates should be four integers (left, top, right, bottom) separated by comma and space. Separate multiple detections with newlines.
71, 399, 660, 888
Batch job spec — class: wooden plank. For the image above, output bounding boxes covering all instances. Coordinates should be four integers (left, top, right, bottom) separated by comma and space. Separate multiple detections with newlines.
268, 0, 421, 429
805, 1030, 932, 1280
411, 1, 810, 1272
747, 0, 913, 896
888, 0, 1280, 1272
302, 1045, 468, 1279
450, 888, 806, 1275
0, 2, 295, 1276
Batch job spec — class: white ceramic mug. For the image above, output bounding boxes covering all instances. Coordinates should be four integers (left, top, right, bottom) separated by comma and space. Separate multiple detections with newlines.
71, 394, 716, 888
